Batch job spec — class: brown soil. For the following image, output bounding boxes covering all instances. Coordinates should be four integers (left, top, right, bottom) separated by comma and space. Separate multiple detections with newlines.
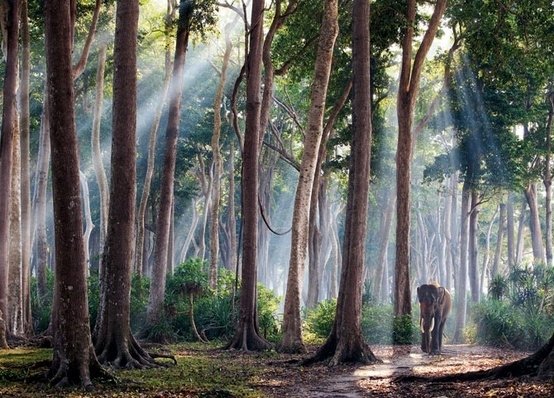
252, 344, 554, 397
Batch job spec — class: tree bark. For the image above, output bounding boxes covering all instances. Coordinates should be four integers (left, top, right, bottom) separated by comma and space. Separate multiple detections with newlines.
135, 1, 175, 276
94, 0, 158, 369
307, 80, 352, 309
491, 203, 505, 278
45, 0, 103, 386
506, 193, 515, 269
524, 183, 546, 264
543, 92, 553, 266
453, 180, 470, 343
147, 0, 194, 327
91, 44, 109, 275
225, 144, 237, 271
394, 0, 448, 320
226, 0, 272, 352
32, 98, 50, 306
304, 0, 379, 366
374, 195, 395, 304
19, 0, 33, 336
80, 171, 94, 270
468, 189, 479, 303
0, 0, 20, 348
209, 30, 232, 288
9, 106, 22, 336
447, 172, 459, 292
280, 0, 339, 354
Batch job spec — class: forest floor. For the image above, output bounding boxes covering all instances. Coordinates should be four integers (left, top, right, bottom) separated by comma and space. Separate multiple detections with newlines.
1, 342, 553, 397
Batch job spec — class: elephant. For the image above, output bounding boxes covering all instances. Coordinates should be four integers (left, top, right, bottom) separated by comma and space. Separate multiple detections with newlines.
417, 284, 451, 355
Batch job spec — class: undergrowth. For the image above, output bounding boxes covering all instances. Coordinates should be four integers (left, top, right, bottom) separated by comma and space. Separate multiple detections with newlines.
0, 342, 263, 397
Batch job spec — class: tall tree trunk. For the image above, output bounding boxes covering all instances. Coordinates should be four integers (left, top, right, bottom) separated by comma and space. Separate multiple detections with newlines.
453, 180, 470, 343
9, 109, 22, 336
374, 195, 395, 303
45, 0, 103, 386
94, 0, 157, 368
304, 0, 378, 365
491, 203, 505, 278
307, 81, 352, 309
91, 44, 109, 275
468, 189, 480, 303
226, 0, 272, 352
19, 0, 32, 336
136, 0, 175, 276
225, 143, 237, 271
394, 0, 448, 321
447, 172, 459, 292
506, 193, 516, 269
0, 0, 20, 348
524, 184, 546, 264
544, 92, 553, 267
280, 0, 339, 354
515, 198, 526, 266
147, 0, 194, 327
209, 30, 232, 289
33, 105, 51, 305
482, 206, 499, 293
33, 98, 51, 303
80, 171, 94, 270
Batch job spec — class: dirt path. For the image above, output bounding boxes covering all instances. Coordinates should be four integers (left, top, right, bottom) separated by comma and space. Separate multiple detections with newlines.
260, 345, 554, 397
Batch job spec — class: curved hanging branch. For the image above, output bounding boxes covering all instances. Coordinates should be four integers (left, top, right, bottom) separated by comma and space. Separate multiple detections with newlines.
258, 195, 292, 236
72, 0, 102, 79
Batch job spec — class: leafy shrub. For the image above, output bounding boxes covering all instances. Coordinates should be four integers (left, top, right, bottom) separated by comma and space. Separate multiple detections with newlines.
474, 264, 554, 350
257, 284, 281, 341
305, 299, 336, 338
392, 314, 418, 345
364, 305, 419, 345
473, 299, 554, 350
167, 264, 280, 342
130, 273, 150, 330
30, 270, 54, 333
305, 301, 419, 345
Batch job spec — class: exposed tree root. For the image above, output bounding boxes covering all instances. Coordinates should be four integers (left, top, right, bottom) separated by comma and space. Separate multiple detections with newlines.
48, 347, 115, 390
302, 333, 381, 367
396, 333, 554, 383
225, 322, 273, 352
278, 339, 307, 355
95, 332, 176, 369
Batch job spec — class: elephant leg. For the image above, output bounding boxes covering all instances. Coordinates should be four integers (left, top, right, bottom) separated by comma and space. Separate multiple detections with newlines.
421, 332, 429, 353
431, 314, 442, 354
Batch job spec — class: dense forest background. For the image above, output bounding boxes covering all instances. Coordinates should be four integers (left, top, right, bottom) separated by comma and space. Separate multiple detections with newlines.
1, 0, 554, 388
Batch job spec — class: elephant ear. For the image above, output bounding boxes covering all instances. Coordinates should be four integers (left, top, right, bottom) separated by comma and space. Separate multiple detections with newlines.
417, 286, 422, 301
437, 287, 446, 305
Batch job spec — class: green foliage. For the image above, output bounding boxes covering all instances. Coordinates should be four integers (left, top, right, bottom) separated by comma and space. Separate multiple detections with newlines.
0, 344, 263, 397
305, 299, 336, 338
305, 301, 419, 345
130, 273, 150, 330
165, 265, 280, 342
142, 315, 178, 344
167, 258, 209, 300
257, 284, 281, 341
392, 314, 418, 345
474, 264, 554, 350
30, 270, 54, 333
361, 305, 401, 345
489, 274, 509, 300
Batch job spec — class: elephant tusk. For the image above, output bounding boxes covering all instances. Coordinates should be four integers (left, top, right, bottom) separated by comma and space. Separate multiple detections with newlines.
420, 318, 424, 333
429, 317, 435, 333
